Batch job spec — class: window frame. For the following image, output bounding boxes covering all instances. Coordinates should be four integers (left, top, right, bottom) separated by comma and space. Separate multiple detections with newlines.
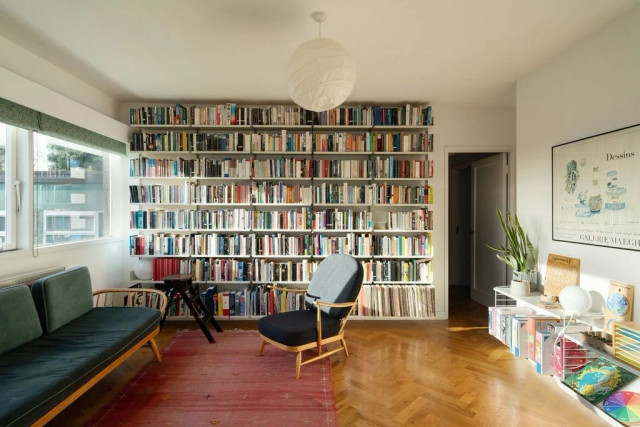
1, 123, 18, 251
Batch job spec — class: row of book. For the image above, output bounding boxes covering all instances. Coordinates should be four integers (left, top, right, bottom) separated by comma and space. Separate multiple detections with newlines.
149, 257, 318, 282
312, 233, 373, 257
130, 233, 254, 256
149, 257, 428, 284
129, 207, 432, 232
156, 182, 311, 205
128, 183, 434, 205
373, 158, 434, 179
129, 157, 252, 178
130, 104, 189, 126
372, 234, 431, 257
248, 285, 306, 316
148, 257, 432, 285
386, 209, 434, 231
130, 232, 431, 257
252, 158, 313, 178
251, 208, 312, 231
251, 182, 313, 204
130, 130, 433, 153
130, 208, 255, 231
129, 157, 433, 179
185, 283, 437, 319
197, 286, 249, 317
189, 182, 252, 204
370, 259, 432, 282
254, 234, 312, 257
488, 307, 595, 377
130, 104, 433, 127
355, 284, 436, 317
313, 209, 372, 231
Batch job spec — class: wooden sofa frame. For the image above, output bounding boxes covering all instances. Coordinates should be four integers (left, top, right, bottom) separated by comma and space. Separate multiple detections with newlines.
32, 288, 167, 427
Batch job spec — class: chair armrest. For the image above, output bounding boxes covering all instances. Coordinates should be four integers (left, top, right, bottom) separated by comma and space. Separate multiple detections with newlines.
312, 300, 358, 344
313, 300, 357, 308
267, 285, 307, 294
93, 288, 167, 315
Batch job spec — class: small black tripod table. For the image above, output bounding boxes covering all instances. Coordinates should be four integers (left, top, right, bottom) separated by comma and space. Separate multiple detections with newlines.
161, 274, 223, 343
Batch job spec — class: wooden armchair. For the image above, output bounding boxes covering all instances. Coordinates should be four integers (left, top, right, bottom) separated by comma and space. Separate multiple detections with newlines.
257, 254, 364, 378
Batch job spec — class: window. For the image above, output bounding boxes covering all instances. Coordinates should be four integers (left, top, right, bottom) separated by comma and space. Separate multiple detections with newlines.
0, 97, 123, 252
0, 123, 17, 250
33, 134, 110, 247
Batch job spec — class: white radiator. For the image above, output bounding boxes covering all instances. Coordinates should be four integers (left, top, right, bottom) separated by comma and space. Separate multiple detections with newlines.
0, 266, 65, 288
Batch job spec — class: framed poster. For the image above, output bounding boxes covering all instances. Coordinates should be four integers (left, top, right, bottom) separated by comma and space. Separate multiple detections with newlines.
552, 124, 640, 251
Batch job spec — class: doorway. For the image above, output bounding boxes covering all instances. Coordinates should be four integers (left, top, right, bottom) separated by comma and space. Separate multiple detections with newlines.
447, 151, 510, 309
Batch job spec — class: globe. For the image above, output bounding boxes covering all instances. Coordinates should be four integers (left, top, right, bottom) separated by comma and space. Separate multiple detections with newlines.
607, 293, 629, 317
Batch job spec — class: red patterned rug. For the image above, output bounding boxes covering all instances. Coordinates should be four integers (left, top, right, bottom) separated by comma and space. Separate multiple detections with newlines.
89, 331, 336, 426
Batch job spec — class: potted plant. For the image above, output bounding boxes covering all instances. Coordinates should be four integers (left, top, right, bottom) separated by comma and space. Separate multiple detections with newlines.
487, 209, 538, 297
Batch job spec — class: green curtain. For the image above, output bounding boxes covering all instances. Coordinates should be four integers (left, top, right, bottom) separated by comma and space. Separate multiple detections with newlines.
0, 97, 126, 155
0, 97, 39, 131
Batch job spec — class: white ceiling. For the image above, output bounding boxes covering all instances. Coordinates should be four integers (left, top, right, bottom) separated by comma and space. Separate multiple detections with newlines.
0, 0, 638, 107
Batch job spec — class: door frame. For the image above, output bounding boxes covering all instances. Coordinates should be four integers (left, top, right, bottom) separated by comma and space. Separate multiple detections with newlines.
444, 147, 516, 316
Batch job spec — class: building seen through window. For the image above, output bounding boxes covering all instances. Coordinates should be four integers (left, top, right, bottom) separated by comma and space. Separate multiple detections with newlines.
34, 134, 109, 246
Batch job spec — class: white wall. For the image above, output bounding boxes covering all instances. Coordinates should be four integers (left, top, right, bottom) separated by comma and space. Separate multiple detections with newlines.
517, 6, 640, 316
0, 34, 119, 120
432, 103, 516, 317
0, 38, 130, 290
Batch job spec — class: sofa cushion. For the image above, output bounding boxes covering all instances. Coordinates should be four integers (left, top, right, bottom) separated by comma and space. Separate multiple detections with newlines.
0, 285, 43, 357
31, 266, 93, 333
0, 306, 161, 427
258, 309, 341, 347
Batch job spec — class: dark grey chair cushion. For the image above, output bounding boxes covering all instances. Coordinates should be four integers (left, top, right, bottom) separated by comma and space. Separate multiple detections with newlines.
258, 310, 341, 346
304, 254, 364, 318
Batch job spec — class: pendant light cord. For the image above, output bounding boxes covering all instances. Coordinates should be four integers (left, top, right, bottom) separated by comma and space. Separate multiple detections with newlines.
311, 11, 326, 39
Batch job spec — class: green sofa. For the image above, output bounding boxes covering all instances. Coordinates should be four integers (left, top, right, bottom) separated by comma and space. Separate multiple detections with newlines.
0, 267, 167, 427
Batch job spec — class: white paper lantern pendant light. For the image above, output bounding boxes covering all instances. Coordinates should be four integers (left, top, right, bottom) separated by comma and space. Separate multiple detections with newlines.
287, 11, 356, 113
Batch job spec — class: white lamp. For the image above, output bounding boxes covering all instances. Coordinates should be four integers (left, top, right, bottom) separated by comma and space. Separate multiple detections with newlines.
133, 258, 153, 281
286, 11, 356, 112
559, 286, 592, 316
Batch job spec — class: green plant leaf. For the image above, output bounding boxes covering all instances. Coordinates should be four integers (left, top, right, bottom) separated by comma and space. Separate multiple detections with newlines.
485, 208, 536, 273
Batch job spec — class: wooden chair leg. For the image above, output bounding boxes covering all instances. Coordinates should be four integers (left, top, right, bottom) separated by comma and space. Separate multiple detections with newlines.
258, 339, 267, 356
149, 338, 162, 362
296, 352, 302, 379
341, 338, 349, 357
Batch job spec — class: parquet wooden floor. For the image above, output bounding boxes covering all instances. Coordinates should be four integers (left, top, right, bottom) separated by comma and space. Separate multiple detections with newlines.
48, 287, 605, 426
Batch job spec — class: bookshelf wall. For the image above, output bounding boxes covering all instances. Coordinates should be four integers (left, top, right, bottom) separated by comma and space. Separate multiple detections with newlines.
128, 103, 435, 320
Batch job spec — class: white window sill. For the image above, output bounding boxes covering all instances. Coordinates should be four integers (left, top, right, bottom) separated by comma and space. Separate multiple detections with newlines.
0, 236, 124, 260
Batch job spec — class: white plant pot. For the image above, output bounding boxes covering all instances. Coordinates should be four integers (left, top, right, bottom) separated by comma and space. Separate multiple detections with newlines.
510, 280, 530, 297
